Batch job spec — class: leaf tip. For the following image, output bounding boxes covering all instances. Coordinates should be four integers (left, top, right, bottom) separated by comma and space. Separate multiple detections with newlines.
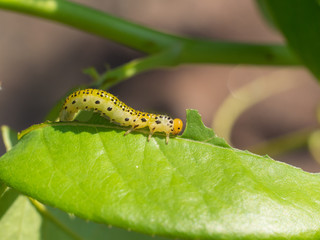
181, 109, 230, 148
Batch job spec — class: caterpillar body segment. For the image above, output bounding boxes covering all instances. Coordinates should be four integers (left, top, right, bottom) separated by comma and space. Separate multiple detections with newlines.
59, 89, 183, 143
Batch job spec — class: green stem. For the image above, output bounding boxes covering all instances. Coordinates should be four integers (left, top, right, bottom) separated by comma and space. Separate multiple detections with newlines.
213, 74, 302, 143
0, 0, 300, 66
0, 0, 180, 54
29, 198, 85, 240
92, 49, 181, 89
248, 127, 316, 157
180, 40, 299, 65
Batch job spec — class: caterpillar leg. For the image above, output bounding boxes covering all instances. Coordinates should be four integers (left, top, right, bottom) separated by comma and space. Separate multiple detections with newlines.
148, 132, 169, 144
148, 131, 154, 142
166, 133, 170, 144
124, 124, 141, 136
124, 128, 133, 136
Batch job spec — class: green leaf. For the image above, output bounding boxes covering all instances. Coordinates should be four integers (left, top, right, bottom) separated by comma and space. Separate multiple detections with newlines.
181, 109, 230, 148
83, 67, 100, 82
2, 110, 320, 239
1, 188, 154, 240
0, 185, 19, 219
1, 126, 165, 240
40, 204, 169, 240
1, 125, 18, 151
259, 0, 320, 79
255, 0, 276, 28
0, 190, 167, 240
0, 189, 43, 240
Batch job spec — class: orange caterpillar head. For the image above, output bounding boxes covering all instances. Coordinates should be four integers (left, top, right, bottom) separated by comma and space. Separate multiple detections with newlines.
172, 118, 183, 135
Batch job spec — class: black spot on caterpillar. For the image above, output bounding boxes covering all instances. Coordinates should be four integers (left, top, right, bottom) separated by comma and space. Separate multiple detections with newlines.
59, 89, 183, 144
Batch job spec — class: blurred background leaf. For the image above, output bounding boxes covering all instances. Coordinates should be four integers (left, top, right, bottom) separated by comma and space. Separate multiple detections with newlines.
258, 0, 320, 80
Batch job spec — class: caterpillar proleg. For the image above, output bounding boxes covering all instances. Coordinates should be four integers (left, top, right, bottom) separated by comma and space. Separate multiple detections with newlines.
59, 89, 183, 144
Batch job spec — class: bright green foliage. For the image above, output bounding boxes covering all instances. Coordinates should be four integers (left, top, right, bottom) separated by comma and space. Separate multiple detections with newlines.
0, 1, 319, 239
0, 189, 42, 240
1, 110, 320, 239
0, 188, 164, 240
0, 188, 75, 240
1, 126, 165, 240
259, 0, 320, 80
181, 109, 230, 148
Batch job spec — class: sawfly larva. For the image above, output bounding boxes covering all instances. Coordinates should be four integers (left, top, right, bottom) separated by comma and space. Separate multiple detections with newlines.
59, 89, 183, 144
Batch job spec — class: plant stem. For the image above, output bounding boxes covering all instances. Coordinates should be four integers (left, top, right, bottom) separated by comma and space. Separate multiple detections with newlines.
92, 49, 181, 89
213, 72, 302, 143
0, 0, 180, 54
0, 0, 300, 66
248, 127, 316, 157
29, 198, 85, 240
180, 40, 299, 65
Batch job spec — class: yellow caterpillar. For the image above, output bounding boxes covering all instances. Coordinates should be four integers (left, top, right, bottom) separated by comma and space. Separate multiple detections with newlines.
59, 89, 183, 143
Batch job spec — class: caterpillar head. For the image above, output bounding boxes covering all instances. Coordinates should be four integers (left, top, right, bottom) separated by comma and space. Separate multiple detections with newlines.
172, 118, 183, 135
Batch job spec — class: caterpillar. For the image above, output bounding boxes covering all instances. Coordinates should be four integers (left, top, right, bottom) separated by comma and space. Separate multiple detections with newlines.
59, 89, 183, 144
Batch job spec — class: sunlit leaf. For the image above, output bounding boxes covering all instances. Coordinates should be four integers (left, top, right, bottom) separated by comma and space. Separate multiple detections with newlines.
1, 110, 320, 239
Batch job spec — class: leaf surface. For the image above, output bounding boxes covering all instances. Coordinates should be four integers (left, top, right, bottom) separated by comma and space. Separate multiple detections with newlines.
0, 126, 166, 240
1, 110, 320, 239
